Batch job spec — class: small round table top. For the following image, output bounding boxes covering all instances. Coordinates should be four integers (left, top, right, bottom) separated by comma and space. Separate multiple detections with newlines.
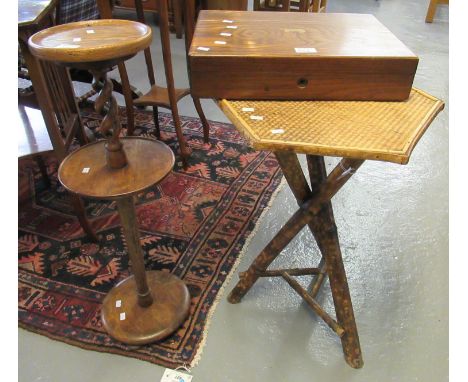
28, 19, 152, 64
58, 137, 174, 200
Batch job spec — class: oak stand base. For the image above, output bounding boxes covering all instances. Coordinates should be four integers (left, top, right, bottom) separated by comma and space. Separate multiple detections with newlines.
102, 271, 190, 345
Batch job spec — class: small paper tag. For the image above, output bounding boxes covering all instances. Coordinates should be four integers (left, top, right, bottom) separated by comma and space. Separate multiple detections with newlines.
220, 32, 232, 37
226, 25, 238, 29
115, 300, 122, 308
241, 107, 254, 112
119, 312, 126, 321
197, 46, 210, 51
86, 29, 95, 34
73, 37, 81, 42
222, 19, 234, 23
250, 115, 264, 121
271, 129, 285, 134
56, 44, 80, 49
160, 369, 193, 382
294, 47, 317, 54
214, 40, 227, 45
81, 167, 90, 174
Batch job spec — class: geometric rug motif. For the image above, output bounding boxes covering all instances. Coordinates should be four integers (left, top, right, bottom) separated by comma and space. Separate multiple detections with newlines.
18, 106, 283, 368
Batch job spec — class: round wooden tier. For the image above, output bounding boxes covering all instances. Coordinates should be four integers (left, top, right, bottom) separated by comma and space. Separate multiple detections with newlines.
58, 137, 189, 345
102, 271, 190, 345
28, 19, 152, 64
58, 137, 174, 200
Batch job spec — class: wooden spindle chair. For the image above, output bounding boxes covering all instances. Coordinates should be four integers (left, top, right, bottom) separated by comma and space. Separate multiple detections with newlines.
17, 49, 98, 241
97, 0, 210, 168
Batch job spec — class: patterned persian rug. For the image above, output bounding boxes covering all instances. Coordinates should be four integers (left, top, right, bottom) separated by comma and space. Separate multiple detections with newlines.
18, 106, 283, 368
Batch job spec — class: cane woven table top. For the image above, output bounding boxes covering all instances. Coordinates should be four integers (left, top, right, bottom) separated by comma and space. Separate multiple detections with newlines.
219, 88, 444, 164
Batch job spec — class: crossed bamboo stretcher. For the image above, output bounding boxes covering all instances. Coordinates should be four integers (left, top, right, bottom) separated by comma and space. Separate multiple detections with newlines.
228, 152, 364, 368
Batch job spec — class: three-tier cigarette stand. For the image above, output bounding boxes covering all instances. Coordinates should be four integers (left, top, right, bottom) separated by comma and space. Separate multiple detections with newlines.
28, 19, 190, 345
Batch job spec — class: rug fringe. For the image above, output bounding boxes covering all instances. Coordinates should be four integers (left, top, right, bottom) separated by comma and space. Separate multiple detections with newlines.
189, 175, 287, 368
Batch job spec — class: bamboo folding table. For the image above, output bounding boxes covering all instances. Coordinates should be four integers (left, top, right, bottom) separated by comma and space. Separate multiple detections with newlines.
219, 88, 444, 368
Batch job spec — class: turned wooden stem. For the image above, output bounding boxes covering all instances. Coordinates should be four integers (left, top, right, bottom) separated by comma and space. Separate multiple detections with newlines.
92, 68, 128, 169
116, 197, 153, 307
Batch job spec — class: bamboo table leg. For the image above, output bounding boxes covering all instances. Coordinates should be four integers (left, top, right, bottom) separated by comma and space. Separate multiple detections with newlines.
101, 196, 190, 344
228, 152, 364, 368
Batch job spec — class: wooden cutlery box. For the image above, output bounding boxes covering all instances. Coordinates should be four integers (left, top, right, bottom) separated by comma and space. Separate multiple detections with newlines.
189, 11, 418, 101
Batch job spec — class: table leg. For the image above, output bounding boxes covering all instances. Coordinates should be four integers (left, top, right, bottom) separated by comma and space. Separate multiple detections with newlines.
101, 195, 190, 345
307, 155, 363, 369
193, 97, 211, 143
117, 62, 136, 136
159, 0, 190, 168
274, 152, 328, 294
227, 153, 364, 368
228, 157, 361, 302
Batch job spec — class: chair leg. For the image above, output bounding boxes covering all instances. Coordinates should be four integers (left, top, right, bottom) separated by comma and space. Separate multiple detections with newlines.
192, 97, 210, 143
173, 0, 183, 39
152, 106, 161, 139
35, 156, 51, 189
170, 104, 190, 169
69, 193, 98, 242
117, 62, 135, 136
425, 0, 438, 23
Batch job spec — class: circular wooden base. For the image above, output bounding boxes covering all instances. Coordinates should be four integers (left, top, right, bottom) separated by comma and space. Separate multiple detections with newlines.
101, 271, 190, 345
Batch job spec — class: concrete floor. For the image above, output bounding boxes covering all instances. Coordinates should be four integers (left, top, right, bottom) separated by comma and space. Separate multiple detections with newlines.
18, 0, 448, 381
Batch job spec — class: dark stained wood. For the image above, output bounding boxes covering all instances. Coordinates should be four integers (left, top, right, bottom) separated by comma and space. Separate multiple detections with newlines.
101, 270, 190, 344
202, 0, 248, 10
113, 0, 184, 39
254, 0, 327, 12
58, 137, 174, 199
189, 11, 418, 101
182, 0, 212, 144
172, 0, 183, 38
